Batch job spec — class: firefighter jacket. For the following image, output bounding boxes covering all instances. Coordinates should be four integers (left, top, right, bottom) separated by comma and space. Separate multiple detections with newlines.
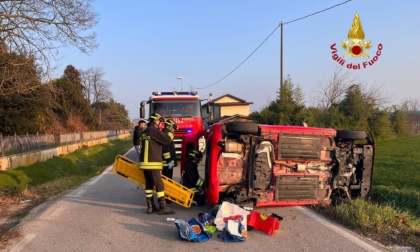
162, 128, 178, 167
139, 123, 172, 170
133, 125, 141, 146
181, 158, 204, 193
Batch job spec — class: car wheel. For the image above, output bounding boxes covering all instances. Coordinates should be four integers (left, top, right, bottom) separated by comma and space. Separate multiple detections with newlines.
336, 130, 366, 140
225, 122, 259, 134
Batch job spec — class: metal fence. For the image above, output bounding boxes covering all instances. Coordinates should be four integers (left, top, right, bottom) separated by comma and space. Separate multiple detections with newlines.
0, 129, 130, 157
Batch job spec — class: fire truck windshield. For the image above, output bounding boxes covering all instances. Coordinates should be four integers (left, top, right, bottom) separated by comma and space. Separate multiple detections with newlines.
151, 100, 201, 118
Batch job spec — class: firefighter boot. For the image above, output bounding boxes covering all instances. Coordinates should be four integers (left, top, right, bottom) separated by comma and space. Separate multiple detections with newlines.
146, 197, 158, 214
158, 197, 175, 215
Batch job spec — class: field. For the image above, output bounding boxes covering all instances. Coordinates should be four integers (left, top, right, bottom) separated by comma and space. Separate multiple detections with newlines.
372, 137, 420, 216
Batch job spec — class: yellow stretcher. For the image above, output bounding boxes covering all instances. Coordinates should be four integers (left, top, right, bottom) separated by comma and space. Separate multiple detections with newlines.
112, 155, 194, 208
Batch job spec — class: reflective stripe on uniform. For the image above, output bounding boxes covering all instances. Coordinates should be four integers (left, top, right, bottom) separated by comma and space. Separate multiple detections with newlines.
139, 162, 163, 170
191, 187, 200, 193
195, 177, 204, 187
163, 160, 174, 167
144, 139, 149, 163
168, 132, 174, 140
162, 161, 168, 167
157, 191, 165, 198
145, 189, 154, 198
163, 152, 170, 159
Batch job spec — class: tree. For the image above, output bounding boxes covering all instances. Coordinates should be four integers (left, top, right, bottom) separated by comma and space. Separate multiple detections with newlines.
48, 66, 96, 132
0, 51, 48, 135
309, 105, 346, 129
338, 84, 374, 130
0, 51, 41, 98
91, 101, 110, 129
313, 67, 390, 110
0, 0, 98, 97
313, 67, 353, 110
64, 65, 82, 87
368, 110, 395, 139
390, 106, 409, 137
249, 75, 306, 126
0, 85, 49, 135
80, 67, 112, 103
93, 100, 130, 130
401, 97, 420, 135
274, 76, 306, 125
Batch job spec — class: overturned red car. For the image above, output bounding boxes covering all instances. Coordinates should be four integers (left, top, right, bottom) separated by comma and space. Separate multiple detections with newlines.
204, 120, 375, 208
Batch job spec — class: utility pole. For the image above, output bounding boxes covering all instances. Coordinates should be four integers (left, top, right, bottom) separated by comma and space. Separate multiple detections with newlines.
280, 21, 283, 93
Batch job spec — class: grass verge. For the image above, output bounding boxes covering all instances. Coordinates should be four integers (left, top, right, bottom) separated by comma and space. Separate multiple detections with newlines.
313, 136, 420, 250
0, 138, 132, 196
0, 138, 132, 248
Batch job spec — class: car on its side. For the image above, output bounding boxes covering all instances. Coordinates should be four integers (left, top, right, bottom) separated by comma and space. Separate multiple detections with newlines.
204, 120, 374, 208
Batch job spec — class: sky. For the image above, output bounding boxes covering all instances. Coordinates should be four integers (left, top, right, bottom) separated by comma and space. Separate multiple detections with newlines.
58, 0, 420, 119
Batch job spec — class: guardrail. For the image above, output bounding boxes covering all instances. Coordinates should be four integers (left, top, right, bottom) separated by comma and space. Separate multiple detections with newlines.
0, 130, 130, 157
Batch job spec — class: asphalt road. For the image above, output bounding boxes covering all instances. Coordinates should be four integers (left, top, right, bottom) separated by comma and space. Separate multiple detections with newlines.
1, 149, 389, 252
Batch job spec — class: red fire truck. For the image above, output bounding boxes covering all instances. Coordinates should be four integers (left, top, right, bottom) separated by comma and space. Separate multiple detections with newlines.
140, 91, 205, 165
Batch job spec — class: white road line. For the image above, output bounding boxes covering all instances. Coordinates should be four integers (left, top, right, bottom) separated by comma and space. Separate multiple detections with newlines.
104, 165, 113, 173
9, 233, 36, 252
8, 162, 122, 251
296, 206, 383, 252
88, 165, 113, 185
74, 189, 85, 197
47, 206, 66, 219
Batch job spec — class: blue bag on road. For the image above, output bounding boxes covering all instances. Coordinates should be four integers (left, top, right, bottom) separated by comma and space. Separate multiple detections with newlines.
174, 218, 212, 242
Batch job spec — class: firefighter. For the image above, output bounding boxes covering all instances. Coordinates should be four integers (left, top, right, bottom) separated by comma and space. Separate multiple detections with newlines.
139, 113, 175, 215
133, 119, 146, 161
162, 119, 178, 180
181, 150, 206, 206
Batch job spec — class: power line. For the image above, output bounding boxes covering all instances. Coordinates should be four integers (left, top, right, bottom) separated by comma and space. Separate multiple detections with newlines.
194, 0, 351, 90
283, 0, 351, 25
194, 25, 279, 90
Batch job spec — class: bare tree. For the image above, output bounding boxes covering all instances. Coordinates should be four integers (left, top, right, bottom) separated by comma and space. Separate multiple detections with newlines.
401, 97, 420, 112
80, 69, 92, 102
0, 0, 98, 97
313, 67, 391, 110
401, 97, 420, 135
360, 82, 391, 109
313, 67, 354, 110
80, 67, 112, 104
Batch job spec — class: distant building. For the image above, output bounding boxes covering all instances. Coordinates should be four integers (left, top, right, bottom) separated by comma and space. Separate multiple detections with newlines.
201, 94, 253, 125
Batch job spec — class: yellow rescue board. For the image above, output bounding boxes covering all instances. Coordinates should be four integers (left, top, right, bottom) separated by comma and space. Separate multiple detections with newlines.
113, 155, 194, 208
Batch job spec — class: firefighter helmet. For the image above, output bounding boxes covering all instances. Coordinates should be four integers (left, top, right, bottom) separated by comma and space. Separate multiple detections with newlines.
165, 119, 178, 130
149, 113, 164, 122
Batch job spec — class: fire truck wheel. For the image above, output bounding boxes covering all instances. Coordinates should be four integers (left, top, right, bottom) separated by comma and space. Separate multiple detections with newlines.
225, 122, 259, 134
335, 130, 366, 140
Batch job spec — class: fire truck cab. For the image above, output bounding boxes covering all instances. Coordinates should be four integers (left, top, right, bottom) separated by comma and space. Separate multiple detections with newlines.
140, 91, 205, 162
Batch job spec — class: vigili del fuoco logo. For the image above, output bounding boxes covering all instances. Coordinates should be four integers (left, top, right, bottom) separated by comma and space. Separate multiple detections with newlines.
330, 12, 382, 70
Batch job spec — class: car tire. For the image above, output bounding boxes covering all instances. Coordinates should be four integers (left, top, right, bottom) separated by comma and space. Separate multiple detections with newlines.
225, 122, 259, 134
336, 130, 366, 140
